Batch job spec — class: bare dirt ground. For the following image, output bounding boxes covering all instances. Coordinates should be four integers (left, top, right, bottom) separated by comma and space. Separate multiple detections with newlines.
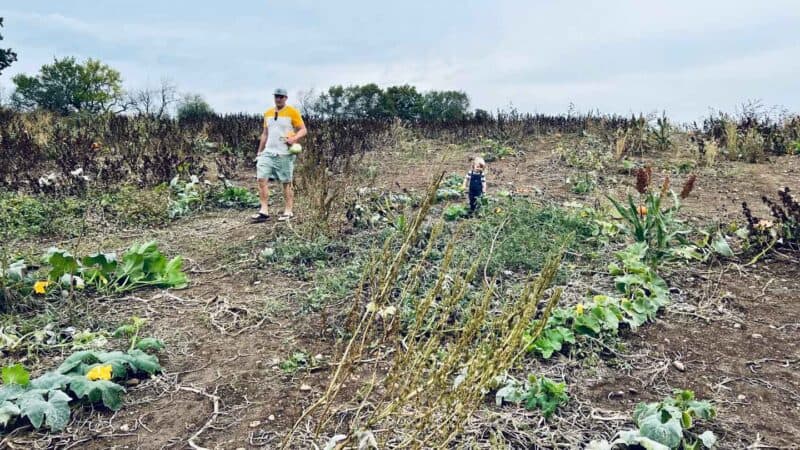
3, 139, 799, 450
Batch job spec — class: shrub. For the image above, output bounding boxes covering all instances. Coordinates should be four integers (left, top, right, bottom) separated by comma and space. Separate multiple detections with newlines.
738, 128, 766, 162
0, 191, 85, 238
213, 185, 259, 209
99, 185, 170, 227
741, 187, 800, 260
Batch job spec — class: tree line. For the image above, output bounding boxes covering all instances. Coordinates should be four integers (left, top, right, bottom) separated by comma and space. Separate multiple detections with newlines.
301, 84, 470, 121
1, 16, 471, 122
3, 56, 470, 122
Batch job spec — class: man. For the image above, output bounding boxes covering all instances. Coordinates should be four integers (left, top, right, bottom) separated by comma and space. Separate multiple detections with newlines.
251, 88, 307, 222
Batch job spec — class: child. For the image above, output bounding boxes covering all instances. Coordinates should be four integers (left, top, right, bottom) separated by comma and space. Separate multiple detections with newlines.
463, 156, 487, 213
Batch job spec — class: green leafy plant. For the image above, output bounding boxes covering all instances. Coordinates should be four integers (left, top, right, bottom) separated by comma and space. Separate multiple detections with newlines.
570, 172, 597, 194
345, 189, 417, 229
279, 351, 310, 374
466, 200, 596, 276
791, 140, 800, 155
258, 235, 349, 276
45, 241, 188, 294
214, 185, 260, 209
443, 204, 469, 221
391, 214, 409, 234
526, 324, 575, 358
649, 113, 673, 152
113, 241, 187, 292
168, 175, 204, 218
113, 317, 163, 352
553, 135, 612, 171
2, 364, 29, 386
495, 375, 569, 418
436, 173, 466, 202
480, 138, 515, 162
607, 169, 696, 263
526, 242, 670, 358
0, 347, 162, 431
590, 390, 717, 449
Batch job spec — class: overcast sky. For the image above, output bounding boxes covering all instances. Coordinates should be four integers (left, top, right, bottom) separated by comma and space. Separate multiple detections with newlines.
1, 1, 799, 122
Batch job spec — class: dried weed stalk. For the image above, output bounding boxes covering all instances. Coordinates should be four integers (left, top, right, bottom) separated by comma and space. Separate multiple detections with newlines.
282, 173, 567, 449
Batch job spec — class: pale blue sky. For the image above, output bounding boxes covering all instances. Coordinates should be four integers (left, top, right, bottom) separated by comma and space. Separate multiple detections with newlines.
1, 1, 799, 121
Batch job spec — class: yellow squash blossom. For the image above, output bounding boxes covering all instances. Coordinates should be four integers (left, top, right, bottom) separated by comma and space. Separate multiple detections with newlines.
33, 280, 52, 295
86, 364, 113, 381
575, 303, 585, 316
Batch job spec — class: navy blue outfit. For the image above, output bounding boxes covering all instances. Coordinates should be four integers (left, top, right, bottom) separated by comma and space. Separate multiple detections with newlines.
466, 170, 485, 212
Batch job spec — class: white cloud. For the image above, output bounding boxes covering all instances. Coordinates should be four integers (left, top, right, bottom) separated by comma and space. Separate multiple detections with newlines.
1, 1, 799, 120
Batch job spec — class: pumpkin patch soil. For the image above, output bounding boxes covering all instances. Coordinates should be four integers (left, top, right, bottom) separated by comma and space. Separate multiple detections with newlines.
5, 140, 798, 449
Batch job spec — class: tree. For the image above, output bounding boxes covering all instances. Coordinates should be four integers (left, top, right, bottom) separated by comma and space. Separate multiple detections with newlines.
421, 90, 470, 121
384, 85, 424, 120
127, 79, 178, 118
473, 108, 491, 121
11, 57, 123, 114
314, 85, 347, 118
345, 83, 393, 119
311, 84, 393, 119
0, 18, 17, 76
176, 93, 214, 121
295, 88, 318, 116
308, 84, 470, 121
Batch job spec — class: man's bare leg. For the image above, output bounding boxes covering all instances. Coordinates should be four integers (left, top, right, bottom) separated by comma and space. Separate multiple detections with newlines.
282, 182, 294, 215
257, 178, 270, 214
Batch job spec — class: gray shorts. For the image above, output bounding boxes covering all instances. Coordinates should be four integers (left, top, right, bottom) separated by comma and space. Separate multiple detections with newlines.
256, 154, 295, 183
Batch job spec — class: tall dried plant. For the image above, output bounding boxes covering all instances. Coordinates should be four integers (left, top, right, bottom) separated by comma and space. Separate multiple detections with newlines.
635, 166, 652, 194
680, 175, 696, 200
723, 119, 738, 153
704, 140, 719, 167
281, 173, 568, 449
614, 128, 628, 160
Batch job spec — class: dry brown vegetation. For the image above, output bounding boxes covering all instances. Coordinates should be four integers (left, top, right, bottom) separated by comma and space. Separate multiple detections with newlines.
1, 112, 799, 449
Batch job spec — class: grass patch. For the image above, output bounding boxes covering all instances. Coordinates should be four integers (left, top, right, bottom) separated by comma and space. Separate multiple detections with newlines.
462, 199, 597, 275
99, 184, 170, 227
0, 191, 86, 239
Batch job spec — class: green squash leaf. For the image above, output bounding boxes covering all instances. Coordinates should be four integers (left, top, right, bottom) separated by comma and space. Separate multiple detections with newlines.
711, 234, 734, 257
0, 385, 25, 403
30, 372, 72, 391
57, 350, 101, 374
68, 376, 125, 411
4, 260, 27, 280
637, 408, 683, 448
495, 383, 525, 406
135, 337, 165, 353
686, 400, 716, 421
613, 430, 671, 450
18, 389, 71, 430
2, 364, 30, 387
113, 324, 136, 338
698, 430, 717, 448
124, 349, 162, 375
0, 400, 21, 427
81, 252, 118, 272
44, 248, 79, 280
